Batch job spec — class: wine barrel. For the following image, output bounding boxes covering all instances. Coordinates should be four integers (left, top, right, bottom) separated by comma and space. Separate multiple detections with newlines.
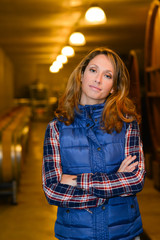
1, 107, 30, 183
128, 49, 153, 177
0, 107, 31, 203
128, 49, 144, 115
0, 107, 23, 182
145, 0, 160, 189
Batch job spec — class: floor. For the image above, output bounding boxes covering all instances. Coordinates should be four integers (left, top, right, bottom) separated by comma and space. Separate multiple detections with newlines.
0, 121, 159, 240
137, 178, 160, 240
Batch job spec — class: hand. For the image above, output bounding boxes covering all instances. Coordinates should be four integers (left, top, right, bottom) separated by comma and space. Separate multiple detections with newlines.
60, 174, 77, 186
118, 155, 138, 172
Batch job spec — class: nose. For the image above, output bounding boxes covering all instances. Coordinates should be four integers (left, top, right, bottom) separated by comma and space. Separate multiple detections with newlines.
95, 73, 102, 84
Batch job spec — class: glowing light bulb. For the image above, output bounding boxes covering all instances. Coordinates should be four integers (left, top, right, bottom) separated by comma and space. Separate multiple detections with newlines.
49, 65, 59, 73
61, 46, 75, 57
56, 54, 68, 64
53, 61, 63, 69
69, 32, 86, 46
85, 7, 106, 24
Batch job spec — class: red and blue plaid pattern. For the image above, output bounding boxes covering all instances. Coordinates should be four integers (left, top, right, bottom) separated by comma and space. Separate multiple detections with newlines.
42, 120, 145, 208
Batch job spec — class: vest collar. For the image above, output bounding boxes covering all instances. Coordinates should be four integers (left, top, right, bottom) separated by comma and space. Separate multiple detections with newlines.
74, 103, 105, 128
76, 102, 105, 119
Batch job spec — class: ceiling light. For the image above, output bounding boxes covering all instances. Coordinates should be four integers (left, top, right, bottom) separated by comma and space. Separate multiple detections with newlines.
69, 32, 86, 46
49, 65, 59, 73
85, 6, 106, 24
49, 61, 63, 73
61, 46, 75, 57
53, 61, 63, 69
56, 54, 68, 64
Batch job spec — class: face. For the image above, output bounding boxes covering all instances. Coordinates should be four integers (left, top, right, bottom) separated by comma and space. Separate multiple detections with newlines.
80, 54, 114, 105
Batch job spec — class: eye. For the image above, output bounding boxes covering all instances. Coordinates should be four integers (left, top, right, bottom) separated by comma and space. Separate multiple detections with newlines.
104, 73, 112, 79
89, 68, 96, 73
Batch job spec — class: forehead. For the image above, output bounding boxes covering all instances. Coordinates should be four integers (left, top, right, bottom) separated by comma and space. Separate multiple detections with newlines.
88, 54, 114, 69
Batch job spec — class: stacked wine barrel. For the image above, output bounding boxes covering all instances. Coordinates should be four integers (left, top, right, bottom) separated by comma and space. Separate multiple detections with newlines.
128, 49, 144, 115
0, 106, 31, 203
145, 0, 160, 189
128, 49, 153, 178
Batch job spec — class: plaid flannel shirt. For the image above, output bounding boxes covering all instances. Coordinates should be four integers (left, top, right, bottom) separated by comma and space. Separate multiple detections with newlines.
42, 119, 145, 209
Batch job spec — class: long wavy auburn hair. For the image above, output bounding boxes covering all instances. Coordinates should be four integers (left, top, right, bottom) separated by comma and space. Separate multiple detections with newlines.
55, 47, 141, 133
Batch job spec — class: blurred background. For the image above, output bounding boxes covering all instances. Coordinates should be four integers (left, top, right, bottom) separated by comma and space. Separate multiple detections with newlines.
0, 0, 160, 239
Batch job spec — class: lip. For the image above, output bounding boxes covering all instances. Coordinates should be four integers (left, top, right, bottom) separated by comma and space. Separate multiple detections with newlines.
89, 85, 102, 91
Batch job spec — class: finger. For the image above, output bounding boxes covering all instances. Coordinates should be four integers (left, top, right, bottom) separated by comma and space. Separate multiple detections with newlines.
119, 155, 132, 168
125, 155, 136, 162
122, 155, 134, 165
126, 161, 138, 172
121, 160, 138, 172
123, 155, 132, 162
123, 155, 137, 167
118, 155, 137, 172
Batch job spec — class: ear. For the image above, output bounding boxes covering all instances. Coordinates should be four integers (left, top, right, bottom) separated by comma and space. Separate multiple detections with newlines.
110, 88, 114, 94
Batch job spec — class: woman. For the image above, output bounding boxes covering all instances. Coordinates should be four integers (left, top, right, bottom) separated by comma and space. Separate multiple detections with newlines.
42, 48, 145, 240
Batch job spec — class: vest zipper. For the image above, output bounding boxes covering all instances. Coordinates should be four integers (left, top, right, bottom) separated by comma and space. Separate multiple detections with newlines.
85, 208, 93, 214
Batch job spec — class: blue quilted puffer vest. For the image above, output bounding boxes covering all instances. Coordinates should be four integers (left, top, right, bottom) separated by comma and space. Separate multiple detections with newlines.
55, 103, 143, 240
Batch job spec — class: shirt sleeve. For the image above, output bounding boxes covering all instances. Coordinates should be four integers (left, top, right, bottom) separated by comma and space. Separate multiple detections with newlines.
76, 121, 146, 199
42, 120, 105, 208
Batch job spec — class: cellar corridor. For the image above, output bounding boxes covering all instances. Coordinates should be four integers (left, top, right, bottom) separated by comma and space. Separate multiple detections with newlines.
0, 1, 160, 240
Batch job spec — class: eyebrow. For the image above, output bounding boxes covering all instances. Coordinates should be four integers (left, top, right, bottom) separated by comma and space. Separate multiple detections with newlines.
89, 64, 113, 74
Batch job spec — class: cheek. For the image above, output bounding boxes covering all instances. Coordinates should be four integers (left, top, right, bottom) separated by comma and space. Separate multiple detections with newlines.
104, 82, 113, 91
81, 76, 89, 87
81, 79, 87, 92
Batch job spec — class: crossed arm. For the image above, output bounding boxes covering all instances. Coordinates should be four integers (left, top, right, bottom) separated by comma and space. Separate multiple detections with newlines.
61, 155, 138, 186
